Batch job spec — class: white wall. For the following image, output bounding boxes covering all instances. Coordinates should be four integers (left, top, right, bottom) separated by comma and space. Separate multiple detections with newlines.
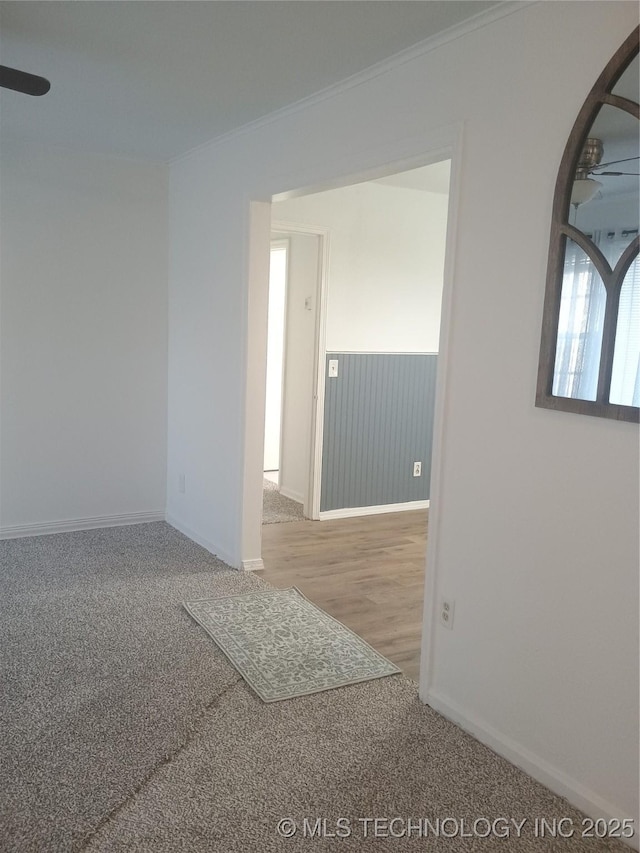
274, 179, 448, 353
167, 1, 639, 830
0, 142, 168, 533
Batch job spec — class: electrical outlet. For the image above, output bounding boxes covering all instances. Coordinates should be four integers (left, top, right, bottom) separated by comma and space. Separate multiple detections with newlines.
178, 473, 186, 494
440, 597, 455, 630
413, 461, 422, 477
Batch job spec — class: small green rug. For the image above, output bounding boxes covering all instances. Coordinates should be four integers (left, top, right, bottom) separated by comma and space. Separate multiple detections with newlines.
183, 587, 401, 702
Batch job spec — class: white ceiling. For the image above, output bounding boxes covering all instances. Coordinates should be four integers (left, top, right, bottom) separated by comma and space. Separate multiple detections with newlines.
0, 1, 500, 162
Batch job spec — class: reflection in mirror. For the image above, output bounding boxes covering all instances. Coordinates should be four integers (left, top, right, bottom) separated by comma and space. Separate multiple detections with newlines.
552, 241, 606, 402
612, 54, 639, 100
571, 104, 640, 266
536, 28, 639, 420
610, 258, 640, 406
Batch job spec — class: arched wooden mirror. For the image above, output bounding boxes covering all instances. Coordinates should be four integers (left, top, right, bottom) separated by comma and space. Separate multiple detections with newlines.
536, 27, 639, 422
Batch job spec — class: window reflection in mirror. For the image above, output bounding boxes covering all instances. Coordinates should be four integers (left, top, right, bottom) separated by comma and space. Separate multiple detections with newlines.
610, 258, 640, 406
537, 28, 639, 421
553, 241, 606, 402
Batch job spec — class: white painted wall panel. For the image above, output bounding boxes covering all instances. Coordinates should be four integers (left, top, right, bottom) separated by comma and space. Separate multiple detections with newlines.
274, 181, 448, 353
0, 143, 168, 531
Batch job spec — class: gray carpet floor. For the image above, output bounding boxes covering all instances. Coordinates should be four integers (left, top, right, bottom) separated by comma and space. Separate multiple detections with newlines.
0, 522, 630, 852
263, 479, 305, 524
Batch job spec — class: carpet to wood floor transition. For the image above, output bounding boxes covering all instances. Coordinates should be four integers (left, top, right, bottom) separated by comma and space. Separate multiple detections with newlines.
0, 522, 631, 852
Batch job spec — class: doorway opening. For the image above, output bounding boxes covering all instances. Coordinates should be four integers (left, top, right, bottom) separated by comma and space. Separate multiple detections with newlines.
261, 227, 326, 525
263, 242, 288, 489
262, 237, 308, 525
255, 157, 453, 682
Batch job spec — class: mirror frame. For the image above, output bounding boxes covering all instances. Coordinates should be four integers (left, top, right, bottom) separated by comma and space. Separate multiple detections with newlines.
536, 27, 640, 422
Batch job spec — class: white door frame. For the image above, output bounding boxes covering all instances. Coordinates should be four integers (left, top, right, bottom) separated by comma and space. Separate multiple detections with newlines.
241, 124, 463, 705
271, 220, 329, 520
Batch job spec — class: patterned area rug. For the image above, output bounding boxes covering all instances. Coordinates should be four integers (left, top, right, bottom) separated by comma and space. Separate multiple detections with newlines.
183, 587, 400, 702
262, 479, 305, 524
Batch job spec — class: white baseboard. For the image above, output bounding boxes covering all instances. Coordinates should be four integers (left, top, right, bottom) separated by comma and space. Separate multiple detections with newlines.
0, 511, 165, 540
319, 499, 429, 520
425, 689, 639, 851
241, 558, 265, 572
279, 485, 304, 504
165, 513, 240, 570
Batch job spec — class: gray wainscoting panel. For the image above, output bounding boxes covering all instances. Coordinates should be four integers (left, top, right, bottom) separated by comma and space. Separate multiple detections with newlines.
321, 353, 438, 512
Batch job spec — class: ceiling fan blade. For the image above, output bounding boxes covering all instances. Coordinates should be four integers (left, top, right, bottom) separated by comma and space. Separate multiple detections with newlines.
0, 65, 50, 96
592, 155, 640, 171
597, 171, 639, 176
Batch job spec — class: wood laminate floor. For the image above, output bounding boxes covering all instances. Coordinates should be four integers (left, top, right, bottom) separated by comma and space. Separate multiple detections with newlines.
258, 509, 428, 681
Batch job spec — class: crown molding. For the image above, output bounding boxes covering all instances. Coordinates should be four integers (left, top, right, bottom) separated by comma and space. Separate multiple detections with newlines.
170, 1, 535, 166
